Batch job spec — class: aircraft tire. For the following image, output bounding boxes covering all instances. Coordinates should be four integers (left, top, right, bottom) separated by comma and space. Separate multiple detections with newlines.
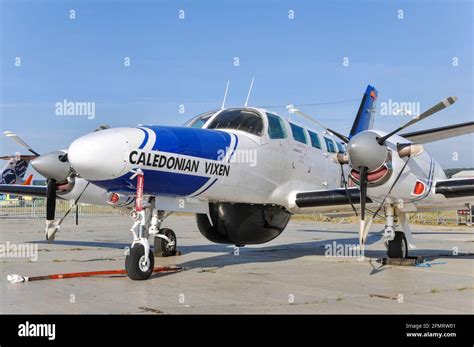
154, 228, 177, 257
125, 244, 154, 280
386, 231, 408, 259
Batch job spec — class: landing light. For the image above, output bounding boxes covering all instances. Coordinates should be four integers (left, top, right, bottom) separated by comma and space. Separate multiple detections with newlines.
413, 181, 425, 195
109, 193, 120, 204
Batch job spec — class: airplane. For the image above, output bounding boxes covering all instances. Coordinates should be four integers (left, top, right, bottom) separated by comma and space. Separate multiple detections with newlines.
1, 85, 473, 280
0, 151, 35, 186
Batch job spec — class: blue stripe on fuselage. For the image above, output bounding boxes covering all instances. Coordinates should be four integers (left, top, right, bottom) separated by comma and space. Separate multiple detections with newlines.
91, 170, 210, 196
92, 126, 233, 196
138, 128, 149, 149
145, 126, 231, 160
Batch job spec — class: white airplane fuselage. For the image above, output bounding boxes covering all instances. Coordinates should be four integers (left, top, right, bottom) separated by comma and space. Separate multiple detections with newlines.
64, 107, 461, 215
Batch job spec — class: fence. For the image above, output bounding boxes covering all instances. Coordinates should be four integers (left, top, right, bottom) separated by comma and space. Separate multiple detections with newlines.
0, 199, 122, 219
298, 210, 471, 226
0, 199, 471, 226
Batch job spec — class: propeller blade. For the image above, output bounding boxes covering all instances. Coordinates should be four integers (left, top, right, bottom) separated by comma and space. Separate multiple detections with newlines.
287, 105, 350, 143
377, 96, 457, 144
46, 179, 57, 221
75, 204, 79, 226
3, 131, 41, 156
358, 166, 368, 245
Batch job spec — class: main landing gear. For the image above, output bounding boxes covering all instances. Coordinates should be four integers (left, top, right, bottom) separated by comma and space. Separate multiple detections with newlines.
382, 205, 413, 259
125, 170, 177, 280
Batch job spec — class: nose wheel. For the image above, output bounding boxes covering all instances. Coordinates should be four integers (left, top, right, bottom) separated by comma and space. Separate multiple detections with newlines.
125, 243, 155, 280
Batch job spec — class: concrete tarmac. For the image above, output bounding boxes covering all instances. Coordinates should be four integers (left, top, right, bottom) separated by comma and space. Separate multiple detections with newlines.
0, 215, 473, 314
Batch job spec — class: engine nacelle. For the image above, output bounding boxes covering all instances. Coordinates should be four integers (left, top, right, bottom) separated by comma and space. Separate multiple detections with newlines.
196, 203, 291, 245
58, 177, 112, 206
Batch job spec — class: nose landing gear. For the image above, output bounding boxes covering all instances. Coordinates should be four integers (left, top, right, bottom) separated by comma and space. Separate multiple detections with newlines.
125, 170, 178, 281
125, 243, 154, 280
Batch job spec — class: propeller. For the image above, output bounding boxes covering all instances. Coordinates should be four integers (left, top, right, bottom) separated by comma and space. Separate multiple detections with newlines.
377, 96, 457, 145
31, 151, 71, 182
4, 130, 77, 242
45, 182, 89, 242
46, 179, 57, 221
3, 131, 41, 156
45, 179, 59, 242
358, 166, 368, 244
340, 96, 458, 246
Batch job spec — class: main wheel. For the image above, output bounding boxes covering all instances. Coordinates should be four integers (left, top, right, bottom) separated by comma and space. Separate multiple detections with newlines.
125, 244, 154, 280
386, 231, 408, 258
154, 228, 177, 257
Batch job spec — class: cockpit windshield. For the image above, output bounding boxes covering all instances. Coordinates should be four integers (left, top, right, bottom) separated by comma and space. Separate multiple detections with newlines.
184, 110, 217, 128
206, 109, 263, 136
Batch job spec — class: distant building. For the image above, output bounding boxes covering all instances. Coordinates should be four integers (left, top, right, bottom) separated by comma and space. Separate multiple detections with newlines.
452, 171, 474, 179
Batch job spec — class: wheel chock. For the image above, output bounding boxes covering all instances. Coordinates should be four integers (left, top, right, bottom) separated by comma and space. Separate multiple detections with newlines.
379, 256, 425, 266
154, 250, 182, 257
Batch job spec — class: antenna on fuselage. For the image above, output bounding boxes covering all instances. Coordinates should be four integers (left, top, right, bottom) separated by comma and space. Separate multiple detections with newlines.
244, 76, 255, 107
286, 104, 349, 143
221, 80, 230, 109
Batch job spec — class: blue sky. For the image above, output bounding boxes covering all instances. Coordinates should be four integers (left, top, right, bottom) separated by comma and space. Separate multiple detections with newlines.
1, 0, 472, 169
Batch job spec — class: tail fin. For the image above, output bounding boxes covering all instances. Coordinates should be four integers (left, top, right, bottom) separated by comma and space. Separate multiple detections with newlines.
22, 174, 33, 186
349, 85, 378, 138
0, 153, 31, 184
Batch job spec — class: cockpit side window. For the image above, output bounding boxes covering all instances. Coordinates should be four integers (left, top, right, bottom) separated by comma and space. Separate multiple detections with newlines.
184, 110, 217, 128
266, 113, 287, 139
207, 109, 263, 136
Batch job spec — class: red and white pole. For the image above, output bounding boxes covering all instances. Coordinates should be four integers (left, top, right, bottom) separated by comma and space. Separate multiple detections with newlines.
135, 170, 144, 212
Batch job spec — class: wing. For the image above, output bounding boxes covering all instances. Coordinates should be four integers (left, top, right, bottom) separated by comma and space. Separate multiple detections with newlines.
400, 121, 474, 144
435, 178, 474, 198
0, 184, 47, 198
294, 187, 375, 213
294, 179, 474, 214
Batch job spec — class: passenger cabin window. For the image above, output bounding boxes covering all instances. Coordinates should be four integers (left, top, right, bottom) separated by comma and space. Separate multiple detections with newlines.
308, 130, 322, 149
336, 142, 346, 153
289, 123, 308, 144
266, 113, 287, 139
207, 109, 263, 136
323, 136, 336, 153
184, 110, 217, 128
